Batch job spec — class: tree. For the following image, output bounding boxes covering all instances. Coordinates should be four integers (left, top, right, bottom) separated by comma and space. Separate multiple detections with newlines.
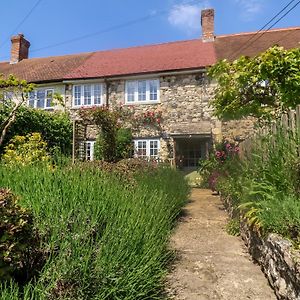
208, 46, 300, 120
0, 75, 34, 146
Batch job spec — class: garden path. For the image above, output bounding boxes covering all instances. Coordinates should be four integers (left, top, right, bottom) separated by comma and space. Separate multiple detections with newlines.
166, 189, 276, 300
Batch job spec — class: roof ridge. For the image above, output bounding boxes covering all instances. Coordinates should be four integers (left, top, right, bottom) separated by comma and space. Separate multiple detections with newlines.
217, 26, 300, 38
0, 38, 204, 64
68, 38, 203, 59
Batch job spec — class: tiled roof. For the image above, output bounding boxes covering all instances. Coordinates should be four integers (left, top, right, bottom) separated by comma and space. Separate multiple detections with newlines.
64, 39, 216, 80
215, 27, 300, 61
0, 53, 93, 83
0, 27, 299, 83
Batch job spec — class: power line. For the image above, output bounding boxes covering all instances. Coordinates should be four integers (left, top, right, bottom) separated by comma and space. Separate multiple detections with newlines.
228, 0, 300, 60
0, 0, 43, 51
29, 0, 203, 54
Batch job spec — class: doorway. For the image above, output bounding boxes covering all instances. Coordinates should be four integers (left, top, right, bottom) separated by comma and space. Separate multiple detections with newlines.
174, 136, 211, 170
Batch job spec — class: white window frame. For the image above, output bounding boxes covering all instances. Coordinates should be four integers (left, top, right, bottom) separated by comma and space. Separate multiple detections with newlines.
134, 139, 160, 159
125, 79, 160, 104
79, 140, 95, 161
85, 141, 95, 161
72, 83, 103, 108
28, 89, 54, 109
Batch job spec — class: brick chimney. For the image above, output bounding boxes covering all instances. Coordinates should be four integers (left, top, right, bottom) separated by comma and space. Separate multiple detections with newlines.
201, 8, 215, 42
10, 33, 30, 64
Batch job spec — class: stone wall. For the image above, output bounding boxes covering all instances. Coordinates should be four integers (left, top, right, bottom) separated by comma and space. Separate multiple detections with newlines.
63, 72, 220, 160
223, 196, 300, 300
46, 73, 256, 159
222, 118, 255, 142
241, 223, 300, 300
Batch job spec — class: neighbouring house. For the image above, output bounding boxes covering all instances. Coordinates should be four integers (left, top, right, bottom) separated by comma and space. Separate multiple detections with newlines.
0, 9, 299, 168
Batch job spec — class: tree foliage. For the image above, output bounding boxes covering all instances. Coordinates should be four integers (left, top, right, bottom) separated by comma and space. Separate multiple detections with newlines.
0, 75, 34, 146
208, 46, 300, 120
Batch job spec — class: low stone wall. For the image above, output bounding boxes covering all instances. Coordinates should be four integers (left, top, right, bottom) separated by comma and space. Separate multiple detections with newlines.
222, 196, 300, 300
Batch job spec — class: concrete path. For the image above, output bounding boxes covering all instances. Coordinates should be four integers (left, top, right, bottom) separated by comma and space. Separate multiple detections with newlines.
166, 189, 276, 300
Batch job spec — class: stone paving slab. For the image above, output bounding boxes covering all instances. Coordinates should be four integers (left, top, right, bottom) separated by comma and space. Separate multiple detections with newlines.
166, 189, 276, 300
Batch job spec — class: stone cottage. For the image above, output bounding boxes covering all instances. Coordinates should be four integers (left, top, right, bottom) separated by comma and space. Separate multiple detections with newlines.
0, 9, 299, 168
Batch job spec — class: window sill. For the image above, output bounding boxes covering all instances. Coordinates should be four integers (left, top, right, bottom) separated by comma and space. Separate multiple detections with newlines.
71, 104, 104, 109
124, 101, 160, 106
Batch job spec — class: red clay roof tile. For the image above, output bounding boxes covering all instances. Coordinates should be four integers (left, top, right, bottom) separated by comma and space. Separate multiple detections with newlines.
0, 27, 299, 83
64, 39, 216, 80
215, 27, 300, 61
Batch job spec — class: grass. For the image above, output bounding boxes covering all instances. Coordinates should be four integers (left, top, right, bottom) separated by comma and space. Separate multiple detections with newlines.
216, 125, 300, 244
0, 163, 189, 299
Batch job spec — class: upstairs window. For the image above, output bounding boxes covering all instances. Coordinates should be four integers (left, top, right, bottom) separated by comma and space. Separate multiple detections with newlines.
134, 139, 160, 159
125, 79, 159, 103
73, 84, 103, 107
28, 89, 54, 109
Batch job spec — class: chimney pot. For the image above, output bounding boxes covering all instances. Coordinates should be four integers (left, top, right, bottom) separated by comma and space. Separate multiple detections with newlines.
10, 33, 30, 64
201, 8, 215, 42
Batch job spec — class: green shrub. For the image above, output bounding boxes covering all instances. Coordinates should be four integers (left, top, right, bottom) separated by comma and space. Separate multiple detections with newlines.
0, 189, 42, 283
2, 133, 50, 166
0, 106, 72, 155
116, 128, 133, 159
95, 128, 133, 161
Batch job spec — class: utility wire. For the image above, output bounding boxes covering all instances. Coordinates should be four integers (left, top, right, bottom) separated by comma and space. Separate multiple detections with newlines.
0, 0, 43, 50
29, 0, 202, 53
228, 0, 300, 60
0, 0, 203, 60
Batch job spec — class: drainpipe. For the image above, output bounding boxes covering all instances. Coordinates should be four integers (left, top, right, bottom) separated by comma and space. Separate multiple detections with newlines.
105, 79, 110, 107
72, 119, 76, 164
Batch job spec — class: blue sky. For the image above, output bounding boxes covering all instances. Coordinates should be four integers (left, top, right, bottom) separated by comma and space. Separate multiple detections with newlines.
0, 0, 299, 61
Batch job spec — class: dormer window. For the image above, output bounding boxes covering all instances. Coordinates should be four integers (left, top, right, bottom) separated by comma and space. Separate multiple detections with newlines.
73, 84, 103, 107
125, 79, 160, 104
28, 89, 53, 109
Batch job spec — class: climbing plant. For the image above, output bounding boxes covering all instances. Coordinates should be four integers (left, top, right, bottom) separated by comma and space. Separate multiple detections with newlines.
79, 105, 163, 162
208, 46, 300, 120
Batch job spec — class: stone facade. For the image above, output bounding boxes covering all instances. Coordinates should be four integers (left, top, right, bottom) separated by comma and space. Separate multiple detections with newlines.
33, 71, 255, 162
60, 71, 223, 162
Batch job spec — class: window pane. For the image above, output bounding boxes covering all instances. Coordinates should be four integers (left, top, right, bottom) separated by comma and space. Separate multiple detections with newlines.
28, 91, 35, 107
126, 82, 135, 102
46, 90, 53, 108
136, 141, 147, 157
85, 141, 95, 161
36, 90, 45, 108
74, 86, 81, 106
149, 80, 158, 101
150, 140, 159, 158
94, 84, 102, 105
84, 85, 92, 105
86, 142, 91, 161
138, 81, 146, 101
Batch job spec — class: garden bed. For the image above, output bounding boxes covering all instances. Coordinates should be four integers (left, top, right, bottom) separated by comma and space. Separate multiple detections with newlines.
0, 161, 190, 299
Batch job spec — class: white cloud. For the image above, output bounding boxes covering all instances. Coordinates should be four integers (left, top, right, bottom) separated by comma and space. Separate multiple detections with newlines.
235, 0, 263, 21
168, 1, 211, 35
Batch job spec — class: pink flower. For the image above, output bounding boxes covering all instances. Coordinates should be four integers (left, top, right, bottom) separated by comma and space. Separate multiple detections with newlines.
215, 151, 222, 158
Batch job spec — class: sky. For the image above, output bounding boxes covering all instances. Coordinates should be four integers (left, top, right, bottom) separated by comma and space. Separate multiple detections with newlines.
0, 0, 299, 61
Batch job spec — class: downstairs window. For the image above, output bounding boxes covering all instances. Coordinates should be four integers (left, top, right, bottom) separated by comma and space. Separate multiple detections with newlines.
134, 139, 160, 159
